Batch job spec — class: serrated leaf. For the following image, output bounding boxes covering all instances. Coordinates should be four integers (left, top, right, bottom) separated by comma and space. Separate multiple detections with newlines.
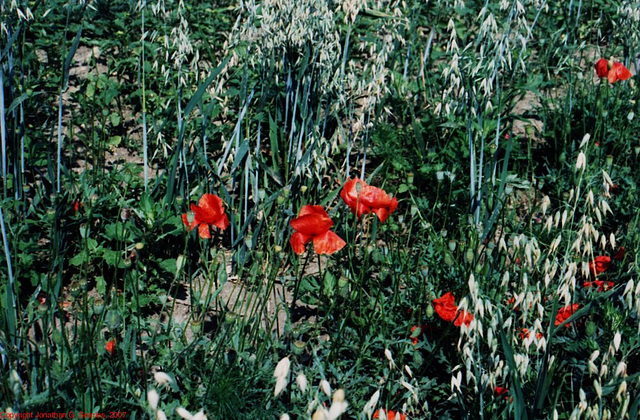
69, 252, 87, 267
158, 258, 177, 275
103, 249, 124, 268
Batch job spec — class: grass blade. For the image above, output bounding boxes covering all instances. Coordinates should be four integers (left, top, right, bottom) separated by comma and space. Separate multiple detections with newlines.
500, 331, 529, 420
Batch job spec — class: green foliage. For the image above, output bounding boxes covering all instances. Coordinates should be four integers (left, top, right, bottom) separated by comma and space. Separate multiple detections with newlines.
1, 0, 640, 418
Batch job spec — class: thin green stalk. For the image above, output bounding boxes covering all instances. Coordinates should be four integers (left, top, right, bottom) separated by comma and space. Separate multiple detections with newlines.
340, 24, 351, 80
19, 89, 24, 200
467, 89, 477, 218
217, 89, 254, 178
286, 81, 300, 177
359, 110, 371, 179
177, 86, 187, 186
0, 69, 6, 192
141, 2, 148, 190
317, 253, 323, 300
0, 202, 17, 343
254, 118, 260, 203
289, 253, 310, 320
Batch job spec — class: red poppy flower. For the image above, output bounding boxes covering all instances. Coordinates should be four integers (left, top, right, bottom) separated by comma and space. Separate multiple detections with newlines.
613, 246, 625, 261
495, 386, 509, 397
72, 200, 82, 213
609, 62, 632, 83
290, 205, 346, 255
583, 280, 614, 292
595, 58, 609, 78
340, 178, 398, 223
182, 194, 230, 239
373, 409, 407, 420
433, 292, 474, 327
454, 310, 474, 327
594, 58, 632, 83
518, 328, 543, 340
433, 292, 457, 322
555, 304, 580, 328
589, 255, 611, 276
105, 339, 117, 356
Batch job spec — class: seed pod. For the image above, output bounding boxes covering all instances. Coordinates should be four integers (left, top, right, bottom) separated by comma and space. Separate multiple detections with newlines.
465, 248, 475, 264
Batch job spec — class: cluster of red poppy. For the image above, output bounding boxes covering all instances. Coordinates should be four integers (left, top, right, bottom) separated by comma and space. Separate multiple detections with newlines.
511, 304, 580, 336
504, 250, 626, 336
554, 248, 627, 327
594, 58, 632, 83
181, 179, 398, 257
289, 205, 346, 255
289, 178, 398, 255
555, 303, 580, 328
340, 178, 398, 223
583, 280, 614, 292
408, 293, 473, 343
589, 255, 612, 276
432, 291, 474, 327
181, 193, 230, 239
583, 249, 624, 292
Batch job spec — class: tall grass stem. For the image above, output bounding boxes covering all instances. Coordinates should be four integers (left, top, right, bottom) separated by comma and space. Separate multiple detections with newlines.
141, 3, 148, 190
0, 202, 16, 343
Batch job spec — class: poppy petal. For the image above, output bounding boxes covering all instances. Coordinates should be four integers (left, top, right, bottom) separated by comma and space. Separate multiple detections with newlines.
297, 204, 330, 218
372, 208, 390, 223
198, 193, 224, 213
198, 224, 211, 239
454, 310, 474, 327
360, 185, 392, 207
290, 231, 310, 254
360, 185, 397, 222
340, 178, 371, 217
595, 58, 609, 78
611, 62, 632, 82
290, 205, 333, 236
433, 292, 459, 322
193, 194, 220, 223
433, 291, 456, 307
589, 255, 611, 276
212, 213, 230, 231
339, 178, 361, 205
312, 230, 346, 255
555, 303, 580, 327
389, 197, 398, 214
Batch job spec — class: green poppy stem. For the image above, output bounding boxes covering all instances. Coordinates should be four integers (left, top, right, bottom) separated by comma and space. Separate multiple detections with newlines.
290, 252, 310, 321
